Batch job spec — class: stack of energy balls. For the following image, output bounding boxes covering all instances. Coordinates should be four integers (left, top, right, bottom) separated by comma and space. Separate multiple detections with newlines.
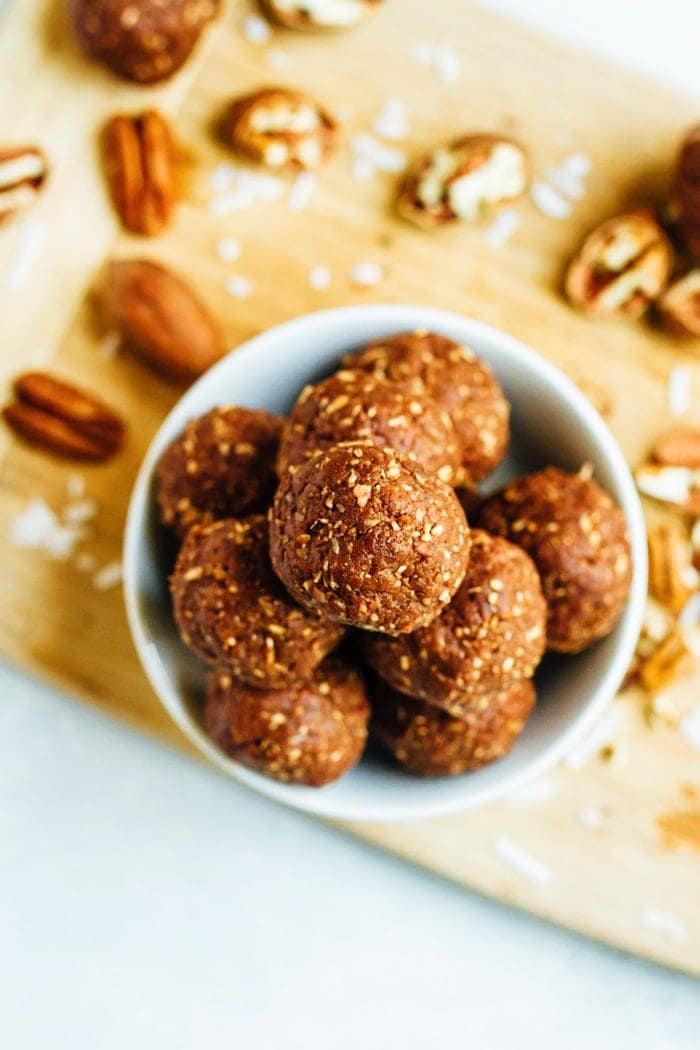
159, 331, 632, 787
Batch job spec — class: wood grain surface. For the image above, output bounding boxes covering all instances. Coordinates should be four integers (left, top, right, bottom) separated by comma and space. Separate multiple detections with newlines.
1, 0, 699, 974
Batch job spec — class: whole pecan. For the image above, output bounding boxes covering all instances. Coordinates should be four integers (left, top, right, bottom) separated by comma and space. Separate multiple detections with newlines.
398, 135, 529, 228
69, 0, 220, 84
102, 110, 177, 236
226, 87, 337, 170
658, 269, 700, 337
3, 372, 125, 460
0, 146, 49, 222
565, 208, 673, 319
102, 258, 225, 382
670, 124, 700, 259
260, 0, 382, 30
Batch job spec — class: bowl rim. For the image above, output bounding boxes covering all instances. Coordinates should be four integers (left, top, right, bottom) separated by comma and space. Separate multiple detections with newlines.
123, 304, 647, 822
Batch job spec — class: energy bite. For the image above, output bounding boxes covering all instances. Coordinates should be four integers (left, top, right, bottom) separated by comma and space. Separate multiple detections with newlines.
371, 678, 536, 776
269, 441, 471, 635
205, 657, 370, 786
478, 466, 632, 654
276, 368, 463, 484
157, 407, 283, 537
344, 330, 509, 485
363, 529, 545, 714
171, 515, 344, 687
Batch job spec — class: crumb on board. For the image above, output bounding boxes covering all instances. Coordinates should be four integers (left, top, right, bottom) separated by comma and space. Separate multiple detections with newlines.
372, 97, 409, 141
485, 208, 520, 247
561, 705, 622, 771
349, 260, 385, 287
639, 906, 688, 942
225, 274, 253, 300
240, 14, 271, 45
288, 172, 317, 213
492, 835, 552, 886
216, 237, 241, 263
309, 264, 331, 290
92, 559, 122, 591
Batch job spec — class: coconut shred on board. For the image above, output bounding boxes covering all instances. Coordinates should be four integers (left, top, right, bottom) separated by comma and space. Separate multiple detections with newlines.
492, 835, 552, 887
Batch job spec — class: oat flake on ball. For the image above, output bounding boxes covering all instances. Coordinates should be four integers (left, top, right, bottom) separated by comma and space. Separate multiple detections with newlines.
170, 514, 344, 687
363, 529, 545, 714
276, 367, 463, 483
478, 466, 632, 654
344, 330, 509, 486
269, 441, 471, 635
205, 656, 370, 786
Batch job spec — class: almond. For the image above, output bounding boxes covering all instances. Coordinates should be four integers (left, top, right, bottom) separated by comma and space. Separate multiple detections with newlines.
102, 110, 177, 235
102, 259, 225, 382
3, 372, 125, 461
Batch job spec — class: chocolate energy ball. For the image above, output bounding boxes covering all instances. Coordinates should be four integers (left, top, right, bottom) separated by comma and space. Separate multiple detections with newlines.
171, 515, 344, 687
371, 678, 536, 776
204, 657, 370, 786
269, 441, 471, 635
363, 529, 545, 714
277, 368, 463, 484
344, 330, 509, 485
157, 407, 283, 538
478, 466, 632, 654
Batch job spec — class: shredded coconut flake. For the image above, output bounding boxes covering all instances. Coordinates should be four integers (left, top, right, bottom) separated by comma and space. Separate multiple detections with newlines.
66, 474, 85, 500
350, 133, 407, 180
265, 47, 292, 70
6, 217, 46, 290
75, 552, 98, 573
409, 41, 461, 83
93, 560, 123, 591
680, 705, 700, 751
667, 366, 691, 416
63, 498, 98, 526
577, 805, 604, 829
209, 168, 285, 213
225, 275, 253, 300
639, 906, 687, 942
562, 706, 622, 770
485, 208, 520, 247
287, 172, 317, 213
530, 180, 572, 219
372, 97, 409, 141
492, 835, 552, 886
349, 261, 384, 288
309, 264, 331, 291
9, 498, 84, 560
217, 237, 241, 263
241, 14, 271, 45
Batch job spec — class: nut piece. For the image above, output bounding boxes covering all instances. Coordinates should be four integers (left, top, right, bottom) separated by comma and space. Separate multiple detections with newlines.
637, 626, 694, 693
171, 515, 345, 687
398, 135, 528, 228
371, 678, 536, 777
344, 330, 510, 486
647, 521, 694, 614
269, 441, 471, 635
479, 467, 632, 654
102, 111, 177, 236
635, 463, 700, 515
362, 530, 546, 714
260, 0, 382, 30
205, 657, 370, 786
157, 406, 283, 537
652, 426, 700, 469
226, 87, 337, 170
69, 0, 220, 84
565, 208, 673, 319
3, 372, 125, 461
0, 146, 49, 221
101, 259, 225, 383
670, 125, 700, 259
277, 368, 463, 484
659, 270, 700, 337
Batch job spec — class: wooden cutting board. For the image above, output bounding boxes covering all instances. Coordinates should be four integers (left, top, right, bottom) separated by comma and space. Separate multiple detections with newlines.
2, 0, 699, 974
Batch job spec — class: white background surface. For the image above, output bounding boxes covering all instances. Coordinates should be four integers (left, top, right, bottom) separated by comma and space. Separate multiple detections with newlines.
2, 2, 700, 1048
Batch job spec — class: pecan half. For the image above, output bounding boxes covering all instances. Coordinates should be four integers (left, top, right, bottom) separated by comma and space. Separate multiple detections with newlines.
102, 111, 177, 236
0, 147, 49, 222
565, 208, 673, 319
670, 124, 700, 260
69, 0, 220, 84
101, 258, 225, 382
652, 426, 700, 469
260, 0, 382, 30
226, 87, 337, 170
397, 135, 528, 229
648, 521, 694, 614
658, 270, 700, 337
3, 373, 125, 461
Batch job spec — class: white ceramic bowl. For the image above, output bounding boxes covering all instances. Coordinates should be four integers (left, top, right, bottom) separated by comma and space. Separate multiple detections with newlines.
124, 305, 646, 822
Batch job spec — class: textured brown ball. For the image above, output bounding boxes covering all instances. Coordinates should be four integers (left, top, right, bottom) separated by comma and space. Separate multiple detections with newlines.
69, 0, 219, 84
204, 657, 370, 786
371, 678, 536, 776
157, 407, 282, 538
170, 515, 344, 687
277, 368, 463, 483
363, 529, 545, 714
345, 330, 509, 485
478, 467, 632, 654
269, 441, 471, 635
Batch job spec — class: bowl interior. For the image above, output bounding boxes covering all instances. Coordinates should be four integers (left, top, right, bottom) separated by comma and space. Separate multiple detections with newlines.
124, 305, 646, 822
